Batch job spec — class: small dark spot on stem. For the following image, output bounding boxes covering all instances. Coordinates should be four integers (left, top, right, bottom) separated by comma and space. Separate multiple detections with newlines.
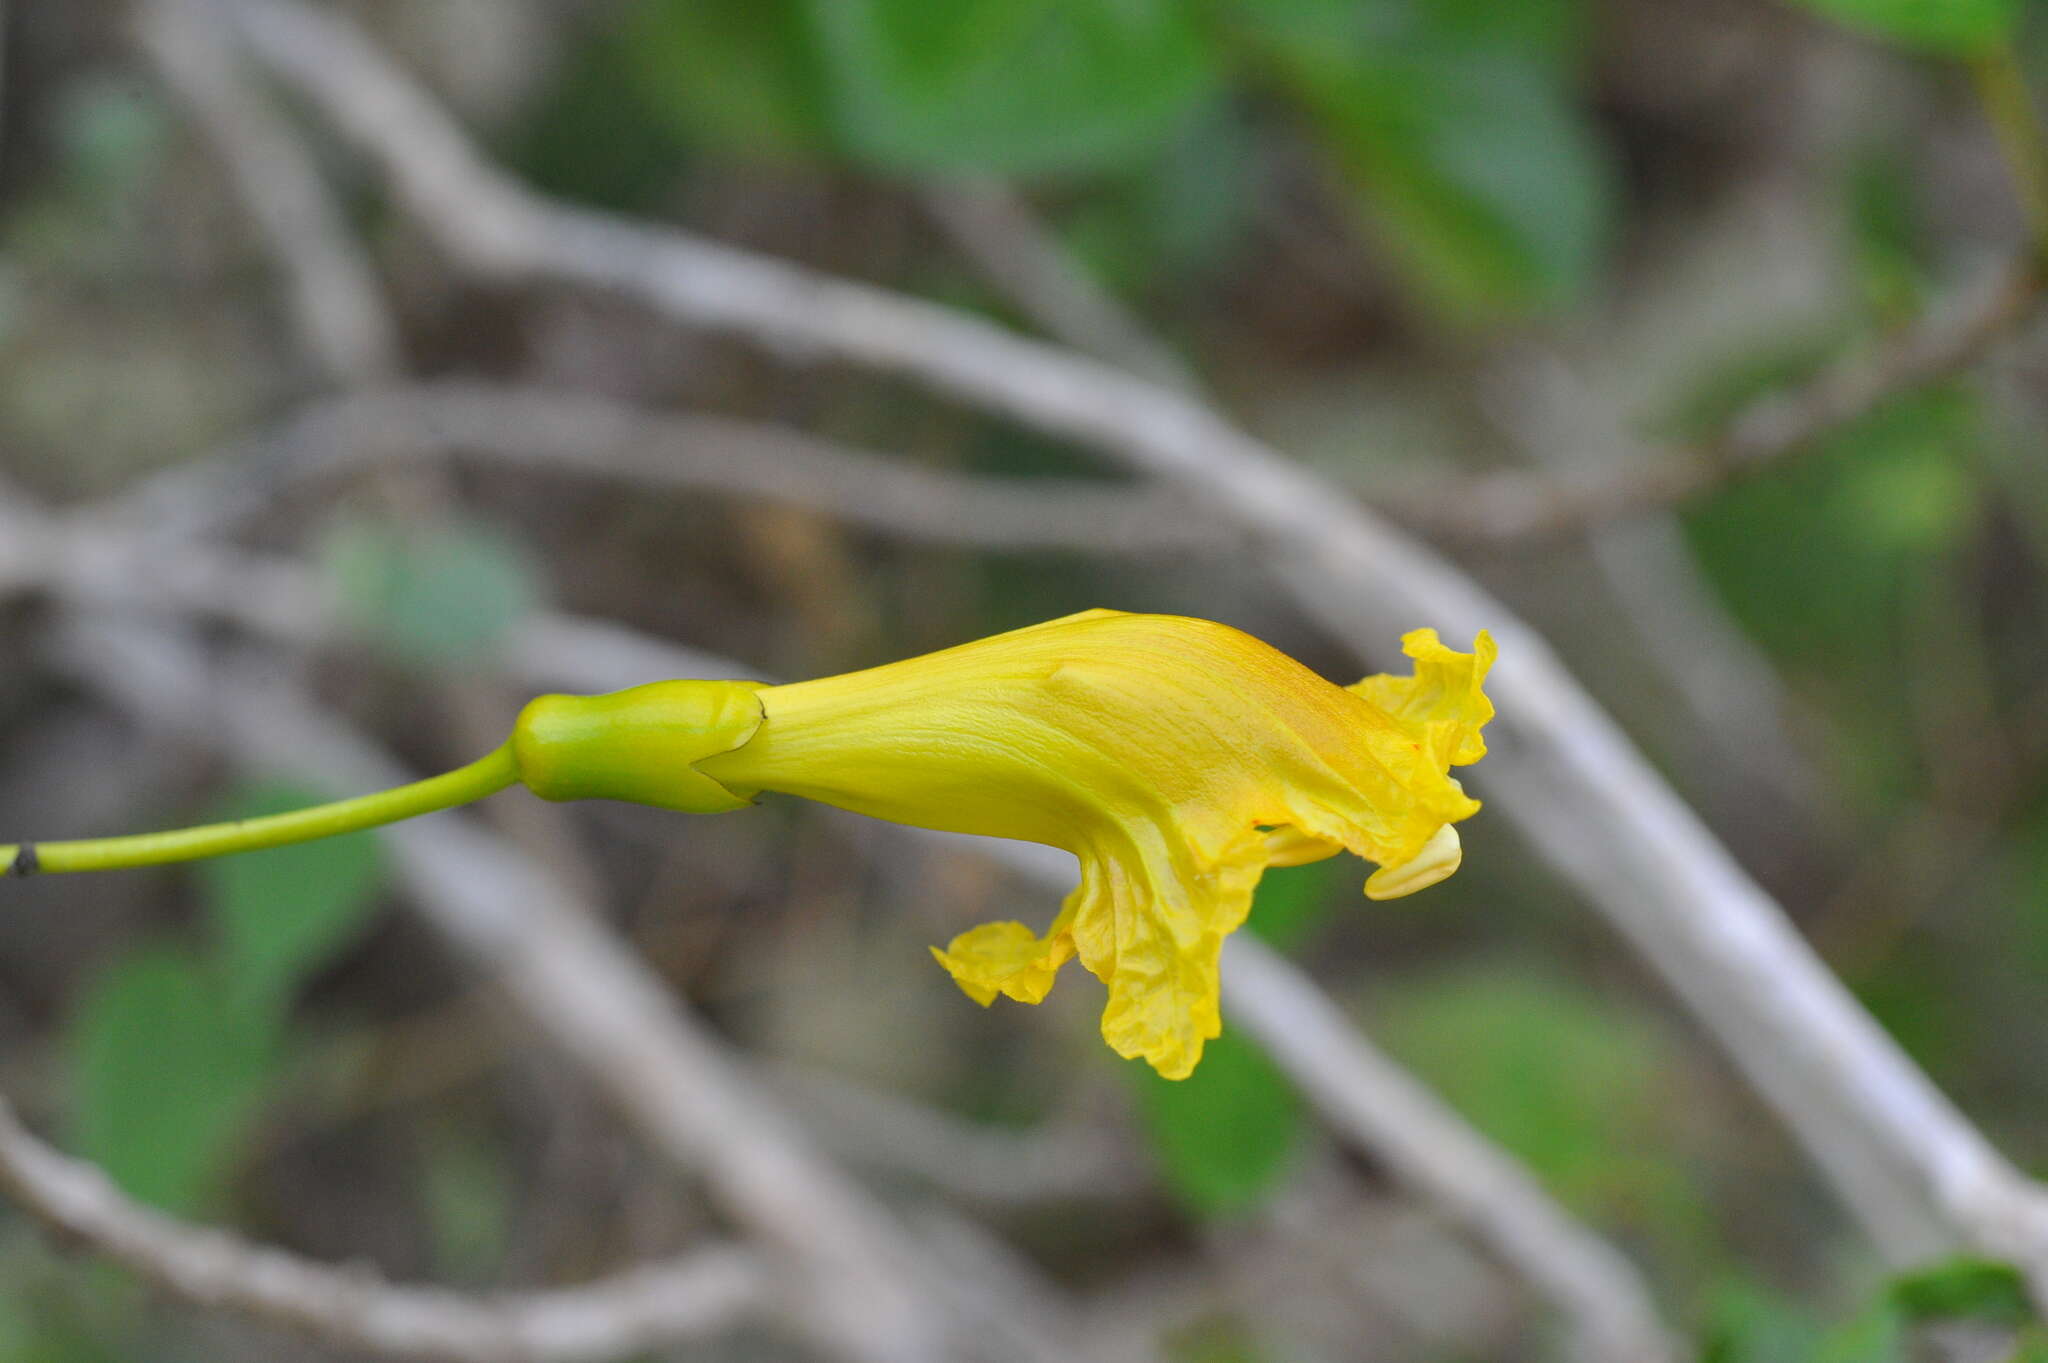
9, 844, 39, 877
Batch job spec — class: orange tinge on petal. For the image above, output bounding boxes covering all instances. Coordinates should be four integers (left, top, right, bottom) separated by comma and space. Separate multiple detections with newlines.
698, 610, 1496, 1079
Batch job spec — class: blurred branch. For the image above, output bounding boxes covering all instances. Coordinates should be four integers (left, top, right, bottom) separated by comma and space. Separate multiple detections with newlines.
1391, 256, 2042, 542
770, 1064, 1150, 1207
919, 179, 1199, 391
0, 473, 54, 598
1222, 940, 1675, 1363
2, 476, 1675, 1359
212, 0, 2048, 1279
109, 380, 1222, 556
1485, 355, 1825, 818
0, 1087, 761, 1363
134, 0, 400, 387
207, 0, 2041, 555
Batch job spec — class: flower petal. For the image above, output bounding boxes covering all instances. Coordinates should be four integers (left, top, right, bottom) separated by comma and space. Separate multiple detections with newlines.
692, 610, 1497, 1078
931, 919, 1074, 1006
1349, 629, 1497, 768
1066, 826, 1265, 1079
1261, 825, 1347, 867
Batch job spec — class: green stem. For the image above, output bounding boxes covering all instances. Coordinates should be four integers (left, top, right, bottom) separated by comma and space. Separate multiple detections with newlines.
1973, 44, 2048, 265
2, 743, 520, 876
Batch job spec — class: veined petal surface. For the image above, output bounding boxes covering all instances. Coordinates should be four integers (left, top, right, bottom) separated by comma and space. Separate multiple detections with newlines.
698, 610, 1494, 1079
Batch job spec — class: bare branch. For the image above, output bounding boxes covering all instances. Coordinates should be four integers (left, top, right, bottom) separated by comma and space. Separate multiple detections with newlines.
135, 0, 400, 387
9, 487, 1675, 1358
1390, 257, 2042, 542
0, 1088, 760, 1363
110, 381, 1222, 556
769, 1063, 1149, 1207
1483, 355, 1826, 818
214, 0, 2048, 1276
1220, 941, 1674, 1363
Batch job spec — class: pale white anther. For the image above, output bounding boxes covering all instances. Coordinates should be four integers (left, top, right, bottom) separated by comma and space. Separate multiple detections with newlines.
1363, 823, 1463, 900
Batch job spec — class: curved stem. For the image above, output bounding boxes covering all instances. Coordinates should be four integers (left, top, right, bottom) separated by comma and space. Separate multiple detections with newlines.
3, 742, 519, 876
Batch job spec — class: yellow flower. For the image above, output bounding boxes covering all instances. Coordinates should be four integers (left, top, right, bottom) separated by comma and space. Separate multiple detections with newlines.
513, 610, 1494, 1079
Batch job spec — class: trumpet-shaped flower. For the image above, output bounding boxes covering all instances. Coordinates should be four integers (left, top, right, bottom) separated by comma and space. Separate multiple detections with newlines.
513, 610, 1494, 1079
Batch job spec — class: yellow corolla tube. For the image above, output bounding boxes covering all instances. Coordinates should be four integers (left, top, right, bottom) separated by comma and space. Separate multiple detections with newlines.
515, 609, 1496, 1080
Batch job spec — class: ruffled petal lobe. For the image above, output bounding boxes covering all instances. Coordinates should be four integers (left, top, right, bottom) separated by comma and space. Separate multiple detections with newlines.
696, 610, 1494, 1078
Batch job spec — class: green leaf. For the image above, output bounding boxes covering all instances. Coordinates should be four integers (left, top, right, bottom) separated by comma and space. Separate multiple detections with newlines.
1059, 99, 1258, 293
1700, 1278, 1827, 1363
198, 782, 383, 1016
1681, 380, 1985, 817
1686, 385, 1981, 659
616, 0, 834, 160
1129, 860, 1357, 1216
69, 947, 275, 1213
1372, 964, 1703, 1241
1228, 0, 1613, 316
1784, 0, 2017, 55
323, 516, 543, 669
1134, 1026, 1301, 1217
1815, 1303, 1908, 1363
1888, 1257, 2035, 1326
807, 0, 1223, 176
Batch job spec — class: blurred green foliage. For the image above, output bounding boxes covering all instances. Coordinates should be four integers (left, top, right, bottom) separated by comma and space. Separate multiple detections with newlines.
1135, 1028, 1301, 1217
599, 0, 1616, 317
1680, 141, 1985, 813
811, 0, 1221, 175
620, 0, 833, 161
1129, 862, 1340, 1217
1374, 964, 1706, 1257
68, 785, 383, 1213
200, 784, 385, 1018
1785, 0, 2018, 54
70, 945, 276, 1214
621, 0, 1220, 174
1219, 0, 1610, 315
1888, 1256, 2035, 1326
323, 515, 544, 671
1705, 1256, 2047, 1362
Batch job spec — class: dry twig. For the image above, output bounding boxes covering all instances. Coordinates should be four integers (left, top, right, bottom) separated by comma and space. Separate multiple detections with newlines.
919, 179, 1199, 392
1393, 257, 2042, 542
0, 1088, 761, 1363
109, 381, 1221, 556
1222, 941, 1673, 1363
0, 478, 1672, 1361
134, 0, 400, 386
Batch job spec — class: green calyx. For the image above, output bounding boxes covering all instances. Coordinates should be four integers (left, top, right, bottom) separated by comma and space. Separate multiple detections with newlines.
512, 680, 768, 813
